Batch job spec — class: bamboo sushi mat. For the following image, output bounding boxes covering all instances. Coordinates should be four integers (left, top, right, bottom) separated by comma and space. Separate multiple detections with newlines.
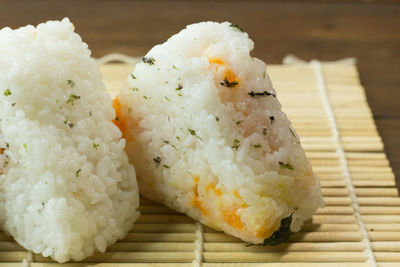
1, 55, 399, 267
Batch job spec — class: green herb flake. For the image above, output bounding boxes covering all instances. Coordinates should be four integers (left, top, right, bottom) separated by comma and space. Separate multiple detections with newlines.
75, 169, 81, 177
230, 23, 244, 32
236, 120, 243, 125
172, 65, 180, 70
263, 128, 268, 136
68, 122, 74, 129
89, 111, 93, 116
163, 164, 170, 169
23, 143, 28, 151
164, 96, 170, 101
130, 87, 139, 92
176, 136, 181, 141
66, 94, 81, 105
11, 103, 16, 107
232, 139, 240, 150
215, 116, 220, 122
142, 56, 155, 65
3, 89, 11, 96
153, 156, 161, 167
67, 80, 75, 88
130, 74, 136, 80
262, 72, 266, 78
279, 161, 294, 170
143, 96, 149, 100
251, 144, 262, 149
188, 129, 195, 135
163, 140, 177, 150
93, 143, 100, 149
188, 129, 202, 141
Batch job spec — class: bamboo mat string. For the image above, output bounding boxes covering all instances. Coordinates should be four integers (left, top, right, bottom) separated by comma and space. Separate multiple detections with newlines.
193, 222, 204, 266
312, 60, 377, 266
22, 251, 33, 267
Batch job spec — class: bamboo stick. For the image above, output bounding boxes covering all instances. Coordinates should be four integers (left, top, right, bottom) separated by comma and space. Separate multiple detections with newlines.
371, 242, 400, 252
360, 207, 400, 215
123, 233, 196, 242
0, 251, 28, 262
368, 232, 400, 241
202, 251, 367, 263
0, 234, 12, 242
33, 252, 195, 263
365, 224, 400, 232
129, 224, 197, 233
204, 242, 364, 252
353, 181, 396, 187
138, 206, 177, 214
358, 198, 400, 206
0, 242, 24, 251
374, 252, 400, 262
350, 173, 395, 180
311, 215, 356, 224
355, 188, 399, 197
362, 215, 400, 223
316, 206, 354, 215
320, 180, 347, 187
202, 264, 369, 267
300, 223, 359, 232
107, 242, 195, 252
30, 263, 191, 267
203, 232, 362, 243
322, 188, 350, 196
323, 197, 353, 206
136, 215, 194, 223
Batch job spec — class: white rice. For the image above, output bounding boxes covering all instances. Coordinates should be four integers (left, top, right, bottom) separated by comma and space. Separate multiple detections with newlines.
116, 21, 323, 244
0, 18, 140, 262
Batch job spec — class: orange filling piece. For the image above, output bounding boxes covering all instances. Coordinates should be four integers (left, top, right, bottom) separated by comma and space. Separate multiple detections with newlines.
112, 98, 134, 141
208, 57, 239, 87
192, 178, 247, 230
192, 176, 208, 216
222, 205, 244, 230
206, 183, 222, 196
112, 98, 125, 131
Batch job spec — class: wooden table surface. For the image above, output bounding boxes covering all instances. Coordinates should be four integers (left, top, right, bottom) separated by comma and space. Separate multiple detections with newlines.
1, 0, 399, 192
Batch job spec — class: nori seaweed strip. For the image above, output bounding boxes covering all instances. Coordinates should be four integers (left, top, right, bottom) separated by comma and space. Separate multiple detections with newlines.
262, 214, 293, 246
230, 23, 244, 32
248, 91, 276, 98
289, 127, 296, 138
220, 78, 238, 88
269, 116, 275, 124
245, 214, 294, 247
142, 57, 155, 65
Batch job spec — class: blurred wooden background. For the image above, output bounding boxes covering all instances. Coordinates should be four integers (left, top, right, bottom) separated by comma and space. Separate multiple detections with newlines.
1, 0, 399, 191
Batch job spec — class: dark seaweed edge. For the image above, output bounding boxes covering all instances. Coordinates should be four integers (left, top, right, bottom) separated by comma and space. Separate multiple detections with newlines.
246, 213, 293, 247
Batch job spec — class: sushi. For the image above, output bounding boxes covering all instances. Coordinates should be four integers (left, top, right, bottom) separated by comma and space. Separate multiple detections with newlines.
115, 21, 323, 245
0, 18, 140, 262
